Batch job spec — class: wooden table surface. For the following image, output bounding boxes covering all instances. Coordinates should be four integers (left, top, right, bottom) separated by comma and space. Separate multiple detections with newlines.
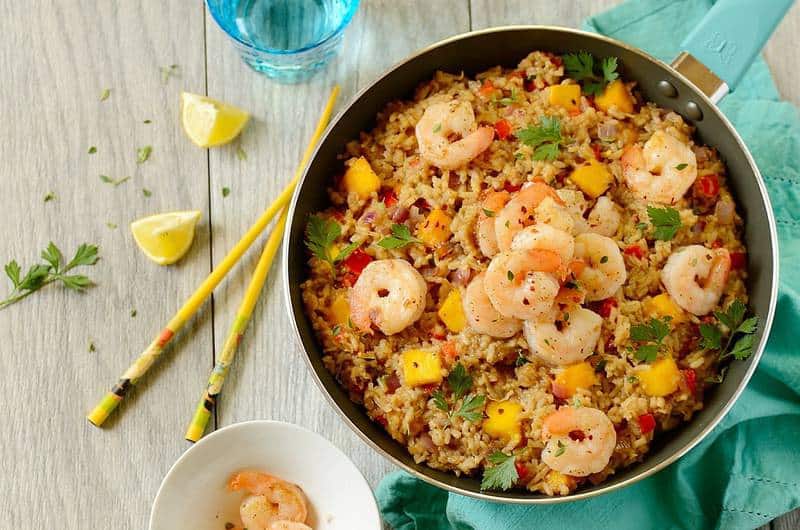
0, 1, 797, 528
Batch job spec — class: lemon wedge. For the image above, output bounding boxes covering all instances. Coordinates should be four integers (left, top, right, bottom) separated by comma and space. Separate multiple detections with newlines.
131, 211, 202, 265
180, 92, 250, 148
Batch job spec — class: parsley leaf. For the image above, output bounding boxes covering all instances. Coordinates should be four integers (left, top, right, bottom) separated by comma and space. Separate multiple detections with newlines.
378, 223, 420, 249
634, 344, 659, 363
142, 188, 152, 198
646, 206, 681, 241
432, 390, 449, 412
43, 192, 56, 202
1, 243, 99, 310
715, 299, 746, 331
222, 186, 231, 198
675, 163, 688, 171
517, 116, 564, 161
629, 317, 671, 363
447, 362, 472, 400
705, 299, 759, 361
699, 323, 722, 350
453, 394, 486, 422
563, 52, 619, 96
481, 452, 519, 491
515, 352, 530, 367
728, 333, 756, 360
304, 215, 358, 269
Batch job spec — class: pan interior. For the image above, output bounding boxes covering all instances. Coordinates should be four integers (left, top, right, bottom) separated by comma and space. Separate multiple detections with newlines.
285, 27, 776, 502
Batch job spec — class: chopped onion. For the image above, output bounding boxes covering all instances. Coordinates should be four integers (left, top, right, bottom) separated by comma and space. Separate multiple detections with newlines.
598, 121, 618, 141
450, 268, 472, 286
714, 199, 735, 225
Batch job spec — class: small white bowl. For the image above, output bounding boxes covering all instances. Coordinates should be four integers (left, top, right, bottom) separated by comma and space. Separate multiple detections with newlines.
150, 420, 382, 530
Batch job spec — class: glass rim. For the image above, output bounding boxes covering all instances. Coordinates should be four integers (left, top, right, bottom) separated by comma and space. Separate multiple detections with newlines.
206, 0, 359, 56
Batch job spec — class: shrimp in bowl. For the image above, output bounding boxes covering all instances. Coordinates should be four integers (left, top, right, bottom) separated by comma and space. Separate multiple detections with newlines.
227, 470, 312, 530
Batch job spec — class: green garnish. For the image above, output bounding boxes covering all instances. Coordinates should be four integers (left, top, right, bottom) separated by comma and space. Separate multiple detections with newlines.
88, 146, 97, 154
99, 175, 130, 187
482, 208, 496, 218
454, 394, 487, 422
236, 146, 247, 161
517, 116, 564, 161
1, 243, 99, 310
481, 452, 519, 491
160, 64, 179, 84
629, 317, 671, 363
432, 123, 442, 133
492, 88, 519, 106
88, 340, 96, 353
554, 440, 567, 457
432, 390, 449, 412
600, 255, 609, 264
627, 375, 639, 384
514, 152, 525, 160
142, 188, 152, 198
705, 366, 728, 384
515, 352, 530, 367
43, 192, 56, 203
137, 145, 152, 164
594, 359, 607, 373
130, 309, 137, 318
447, 362, 472, 400
562, 52, 619, 96
432, 363, 486, 423
675, 163, 688, 171
304, 215, 358, 269
143, 119, 152, 124
105, 222, 117, 229
507, 270, 514, 281
700, 299, 759, 361
222, 187, 231, 198
377, 223, 421, 249
100, 88, 111, 101
646, 206, 682, 241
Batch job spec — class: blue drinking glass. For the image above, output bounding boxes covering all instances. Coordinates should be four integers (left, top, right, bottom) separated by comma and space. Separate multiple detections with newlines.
206, 0, 359, 83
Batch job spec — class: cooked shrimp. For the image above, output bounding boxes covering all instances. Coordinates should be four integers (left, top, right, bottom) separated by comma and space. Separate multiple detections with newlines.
484, 249, 561, 320
541, 406, 616, 477
350, 259, 427, 335
228, 471, 308, 530
476, 190, 511, 258
511, 224, 575, 269
573, 233, 627, 301
463, 272, 522, 338
586, 196, 622, 237
621, 130, 697, 204
555, 189, 589, 234
661, 245, 731, 315
416, 101, 495, 170
522, 306, 602, 365
270, 522, 312, 530
533, 196, 577, 235
494, 182, 564, 250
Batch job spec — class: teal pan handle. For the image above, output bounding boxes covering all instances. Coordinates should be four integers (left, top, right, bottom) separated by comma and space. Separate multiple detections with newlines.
679, 0, 794, 93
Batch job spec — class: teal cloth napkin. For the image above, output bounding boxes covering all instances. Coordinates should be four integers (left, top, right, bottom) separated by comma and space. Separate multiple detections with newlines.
376, 1, 800, 528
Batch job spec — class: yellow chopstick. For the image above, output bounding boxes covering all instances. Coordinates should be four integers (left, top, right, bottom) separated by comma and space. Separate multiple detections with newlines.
185, 207, 288, 442
87, 86, 340, 427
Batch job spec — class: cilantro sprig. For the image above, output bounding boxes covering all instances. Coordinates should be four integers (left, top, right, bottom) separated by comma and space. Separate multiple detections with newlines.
629, 317, 671, 362
377, 223, 421, 250
517, 116, 564, 161
432, 363, 486, 423
304, 215, 359, 269
481, 452, 519, 491
699, 299, 759, 361
2, 242, 99, 310
645, 206, 682, 241
562, 52, 619, 96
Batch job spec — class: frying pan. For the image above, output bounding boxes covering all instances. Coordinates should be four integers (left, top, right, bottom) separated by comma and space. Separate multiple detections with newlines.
283, 0, 789, 503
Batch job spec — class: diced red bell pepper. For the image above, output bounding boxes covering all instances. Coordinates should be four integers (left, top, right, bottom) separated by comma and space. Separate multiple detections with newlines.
598, 298, 618, 318
591, 143, 602, 161
638, 413, 656, 434
515, 461, 529, 480
342, 248, 372, 277
441, 341, 458, 364
494, 119, 512, 140
624, 244, 645, 259
380, 188, 398, 207
694, 174, 720, 198
479, 80, 495, 97
711, 238, 724, 249
682, 369, 697, 394
730, 251, 746, 270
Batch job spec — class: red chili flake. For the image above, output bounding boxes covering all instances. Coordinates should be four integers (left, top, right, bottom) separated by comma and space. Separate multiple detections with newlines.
694, 174, 720, 198
730, 251, 746, 270
503, 182, 522, 193
568, 430, 586, 442
515, 461, 530, 480
380, 188, 398, 207
342, 248, 372, 277
682, 369, 697, 394
494, 119, 512, 140
638, 413, 656, 434
598, 298, 618, 318
591, 143, 602, 160
711, 238, 724, 249
624, 244, 645, 259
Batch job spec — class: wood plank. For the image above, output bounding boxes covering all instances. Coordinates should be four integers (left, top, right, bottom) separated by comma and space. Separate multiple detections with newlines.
0, 1, 209, 528
204, 0, 470, 489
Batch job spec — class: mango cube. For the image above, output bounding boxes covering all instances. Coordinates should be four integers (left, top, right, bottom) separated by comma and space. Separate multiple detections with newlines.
328, 293, 350, 326
437, 289, 466, 333
343, 156, 381, 199
643, 293, 686, 325
638, 356, 681, 397
417, 209, 452, 246
401, 349, 443, 387
483, 400, 522, 445
545, 470, 576, 492
552, 362, 598, 398
595, 80, 634, 113
569, 160, 613, 199
549, 84, 581, 112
